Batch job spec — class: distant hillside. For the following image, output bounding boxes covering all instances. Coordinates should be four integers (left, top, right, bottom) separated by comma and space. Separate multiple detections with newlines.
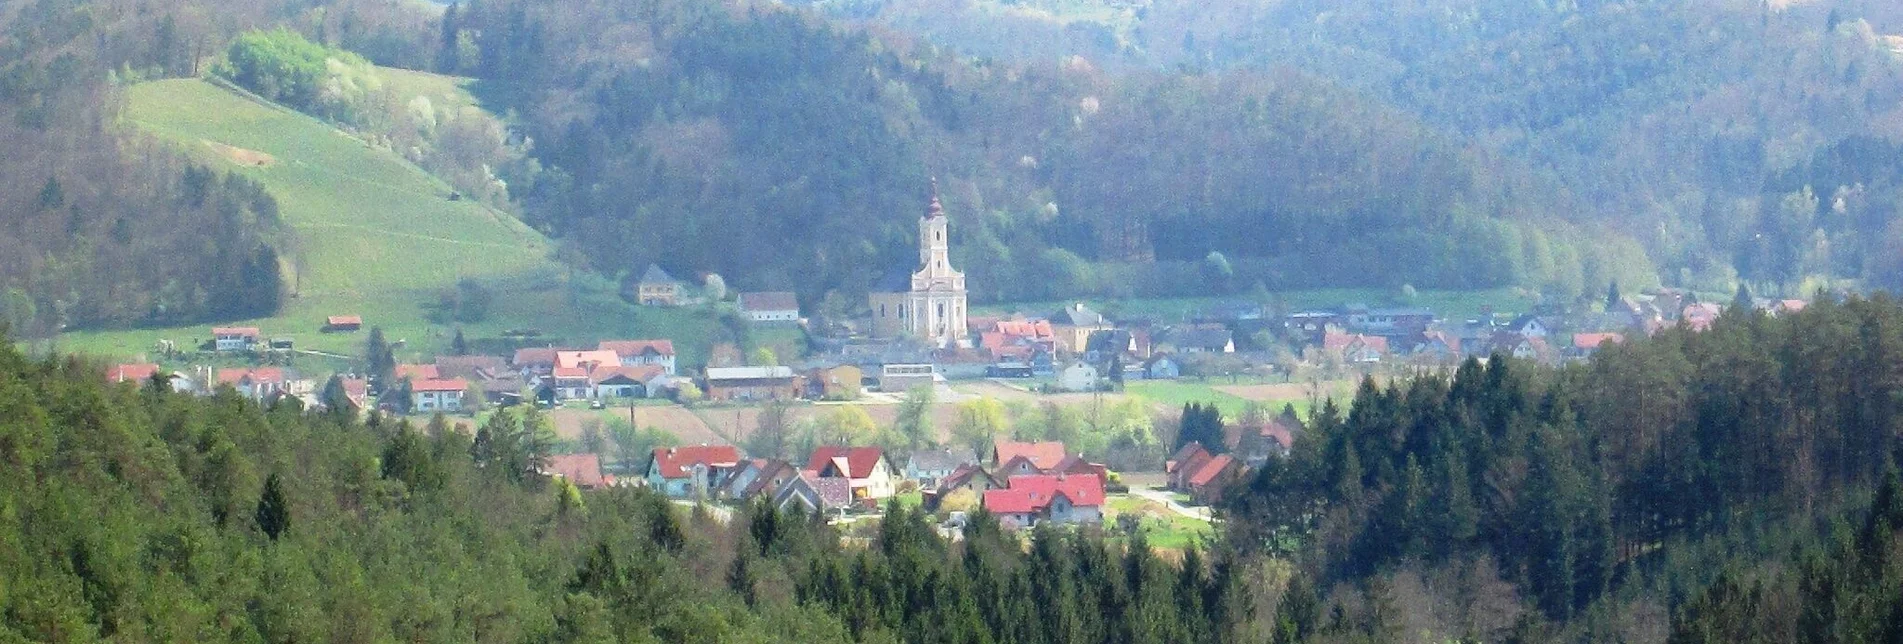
123, 78, 553, 298
49, 77, 702, 364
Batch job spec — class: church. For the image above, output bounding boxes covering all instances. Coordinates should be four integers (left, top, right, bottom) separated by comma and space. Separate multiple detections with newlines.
869, 181, 969, 348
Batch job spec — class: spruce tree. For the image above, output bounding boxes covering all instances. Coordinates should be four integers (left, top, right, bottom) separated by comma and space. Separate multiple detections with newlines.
255, 473, 289, 541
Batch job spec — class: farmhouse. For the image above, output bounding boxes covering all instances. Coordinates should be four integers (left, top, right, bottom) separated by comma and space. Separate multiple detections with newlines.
598, 339, 677, 375
1050, 302, 1112, 354
212, 327, 261, 352
738, 291, 800, 323
216, 367, 287, 401
635, 264, 682, 306
705, 366, 801, 401
904, 447, 977, 487
323, 315, 363, 332
106, 363, 160, 384
992, 439, 1069, 474
775, 471, 853, 515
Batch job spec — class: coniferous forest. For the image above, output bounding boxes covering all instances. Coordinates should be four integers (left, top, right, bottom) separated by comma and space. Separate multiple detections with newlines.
10, 298, 1903, 640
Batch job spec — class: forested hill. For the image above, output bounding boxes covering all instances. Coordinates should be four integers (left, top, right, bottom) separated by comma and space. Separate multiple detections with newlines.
444, 0, 1657, 310
830, 0, 1903, 296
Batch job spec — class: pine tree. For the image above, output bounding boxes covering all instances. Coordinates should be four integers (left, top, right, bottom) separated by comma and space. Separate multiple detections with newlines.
365, 327, 395, 388
255, 473, 289, 541
451, 328, 468, 356
1606, 280, 1623, 310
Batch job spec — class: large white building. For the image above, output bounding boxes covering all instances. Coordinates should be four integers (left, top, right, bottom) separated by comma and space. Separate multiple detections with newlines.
870, 181, 968, 348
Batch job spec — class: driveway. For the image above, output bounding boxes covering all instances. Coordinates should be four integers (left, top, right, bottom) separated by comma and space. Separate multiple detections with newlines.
1129, 488, 1214, 522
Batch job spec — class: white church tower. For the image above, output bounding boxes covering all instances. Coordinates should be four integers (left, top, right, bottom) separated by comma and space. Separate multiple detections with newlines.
870, 179, 969, 348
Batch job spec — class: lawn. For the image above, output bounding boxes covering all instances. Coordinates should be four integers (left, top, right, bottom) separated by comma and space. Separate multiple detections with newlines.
56, 77, 738, 369
1123, 378, 1357, 418
1104, 495, 1215, 551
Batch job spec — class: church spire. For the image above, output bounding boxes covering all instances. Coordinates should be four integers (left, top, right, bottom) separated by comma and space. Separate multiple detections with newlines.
926, 177, 944, 219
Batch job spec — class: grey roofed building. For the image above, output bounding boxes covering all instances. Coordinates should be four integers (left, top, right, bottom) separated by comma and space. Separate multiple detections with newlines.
639, 263, 680, 286
738, 291, 799, 313
1168, 327, 1234, 353
1053, 302, 1108, 326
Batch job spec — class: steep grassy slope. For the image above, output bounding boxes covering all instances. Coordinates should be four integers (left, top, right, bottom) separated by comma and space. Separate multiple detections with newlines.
56, 78, 719, 365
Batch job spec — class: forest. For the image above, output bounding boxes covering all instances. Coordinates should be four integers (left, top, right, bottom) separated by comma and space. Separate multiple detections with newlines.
12, 278, 1903, 641
1228, 293, 1903, 640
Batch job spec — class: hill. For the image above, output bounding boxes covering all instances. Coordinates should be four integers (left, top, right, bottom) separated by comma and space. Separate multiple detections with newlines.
58, 77, 720, 365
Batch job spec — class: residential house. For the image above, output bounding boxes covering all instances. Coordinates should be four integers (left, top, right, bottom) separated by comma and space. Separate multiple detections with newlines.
1652, 290, 1692, 320
544, 453, 612, 489
1144, 355, 1182, 380
805, 365, 864, 400
924, 464, 1003, 510
1057, 361, 1100, 392
705, 366, 801, 401
592, 365, 664, 399
1409, 331, 1462, 362
725, 459, 798, 500
647, 445, 743, 498
106, 363, 161, 384
1159, 326, 1236, 354
979, 318, 1058, 357
775, 472, 853, 515
982, 474, 1106, 529
411, 378, 469, 412
1083, 329, 1136, 365
1495, 333, 1557, 363
212, 327, 261, 352
1682, 303, 1723, 332
738, 292, 801, 323
877, 363, 937, 393
338, 378, 370, 412
1168, 442, 1214, 492
1185, 454, 1239, 504
806, 446, 897, 501
1324, 330, 1389, 364
1049, 454, 1110, 488
435, 355, 507, 380
992, 439, 1070, 477
394, 363, 441, 381
635, 264, 682, 306
1237, 414, 1299, 466
1507, 314, 1551, 338
904, 447, 977, 487
598, 340, 678, 375
1569, 332, 1624, 359
217, 367, 288, 401
323, 315, 363, 332
1775, 299, 1808, 316
512, 347, 559, 377
1347, 308, 1436, 334
1050, 303, 1113, 354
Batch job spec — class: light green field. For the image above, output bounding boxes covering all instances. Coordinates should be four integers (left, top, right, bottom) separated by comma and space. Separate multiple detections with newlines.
55, 77, 723, 366
1104, 495, 1215, 551
1123, 380, 1256, 417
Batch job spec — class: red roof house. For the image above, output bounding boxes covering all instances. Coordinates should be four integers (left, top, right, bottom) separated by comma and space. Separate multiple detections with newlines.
1186, 454, 1239, 504
982, 474, 1106, 528
106, 363, 161, 383
991, 439, 1068, 471
805, 446, 897, 500
647, 445, 743, 497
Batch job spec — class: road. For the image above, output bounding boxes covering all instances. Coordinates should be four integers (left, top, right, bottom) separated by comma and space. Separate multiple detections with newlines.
1129, 488, 1215, 522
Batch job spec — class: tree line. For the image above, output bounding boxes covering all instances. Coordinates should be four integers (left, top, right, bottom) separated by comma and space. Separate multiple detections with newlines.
1226, 294, 1903, 639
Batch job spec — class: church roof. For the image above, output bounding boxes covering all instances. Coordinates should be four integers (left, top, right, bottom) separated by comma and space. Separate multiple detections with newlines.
926, 177, 944, 219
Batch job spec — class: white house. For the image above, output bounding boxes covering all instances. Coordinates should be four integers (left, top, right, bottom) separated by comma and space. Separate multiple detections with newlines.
1058, 361, 1100, 392
411, 378, 468, 412
737, 292, 801, 323
647, 445, 743, 498
982, 474, 1105, 529
598, 340, 677, 375
806, 446, 896, 501
904, 448, 977, 487
213, 327, 261, 352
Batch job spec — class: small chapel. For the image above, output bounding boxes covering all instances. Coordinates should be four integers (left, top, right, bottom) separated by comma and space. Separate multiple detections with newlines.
869, 181, 969, 348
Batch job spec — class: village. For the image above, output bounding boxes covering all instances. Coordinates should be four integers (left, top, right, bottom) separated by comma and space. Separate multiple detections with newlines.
101, 186, 1811, 541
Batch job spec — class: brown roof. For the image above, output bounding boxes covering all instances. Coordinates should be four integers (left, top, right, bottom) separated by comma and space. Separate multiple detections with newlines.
993, 439, 1068, 470
325, 315, 363, 326
1188, 454, 1237, 488
598, 339, 676, 357
217, 367, 285, 386
395, 364, 441, 380
1167, 442, 1210, 474
212, 326, 260, 337
411, 378, 469, 393
512, 347, 559, 367
435, 355, 507, 379
546, 453, 609, 488
738, 292, 799, 312
590, 364, 664, 385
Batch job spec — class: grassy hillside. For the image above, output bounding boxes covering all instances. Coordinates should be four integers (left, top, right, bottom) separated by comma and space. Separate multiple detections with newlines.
56, 77, 718, 365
